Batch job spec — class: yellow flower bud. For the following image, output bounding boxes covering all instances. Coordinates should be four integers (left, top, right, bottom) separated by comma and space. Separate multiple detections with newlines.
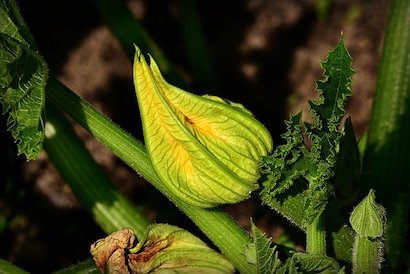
133, 46, 272, 207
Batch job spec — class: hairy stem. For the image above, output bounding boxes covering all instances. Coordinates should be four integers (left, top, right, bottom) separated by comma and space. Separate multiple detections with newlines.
306, 215, 326, 255
352, 237, 382, 274
46, 77, 255, 274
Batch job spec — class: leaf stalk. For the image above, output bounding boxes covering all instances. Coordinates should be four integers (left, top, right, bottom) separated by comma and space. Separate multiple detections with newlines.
306, 214, 326, 255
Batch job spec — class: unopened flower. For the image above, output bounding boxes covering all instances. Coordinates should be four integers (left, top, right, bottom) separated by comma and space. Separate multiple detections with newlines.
133, 46, 273, 207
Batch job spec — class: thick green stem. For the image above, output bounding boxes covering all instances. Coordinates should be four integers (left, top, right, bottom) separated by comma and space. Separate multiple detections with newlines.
363, 0, 410, 269
43, 102, 150, 238
0, 258, 29, 274
46, 77, 255, 274
352, 237, 382, 274
306, 215, 326, 255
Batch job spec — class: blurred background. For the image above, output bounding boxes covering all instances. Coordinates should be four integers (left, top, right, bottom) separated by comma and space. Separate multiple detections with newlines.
0, 0, 389, 272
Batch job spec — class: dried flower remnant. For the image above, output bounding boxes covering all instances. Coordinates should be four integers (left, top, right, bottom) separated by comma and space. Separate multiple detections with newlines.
133, 46, 273, 208
91, 228, 136, 273
90, 224, 235, 273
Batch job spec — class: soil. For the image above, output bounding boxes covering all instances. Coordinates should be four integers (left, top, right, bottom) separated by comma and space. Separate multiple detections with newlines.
0, 0, 389, 272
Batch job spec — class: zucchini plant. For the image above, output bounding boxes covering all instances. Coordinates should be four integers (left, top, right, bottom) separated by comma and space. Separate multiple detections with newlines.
1, 0, 409, 272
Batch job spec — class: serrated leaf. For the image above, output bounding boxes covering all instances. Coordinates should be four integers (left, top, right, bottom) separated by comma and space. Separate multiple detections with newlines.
0, 34, 47, 160
275, 252, 343, 274
260, 35, 354, 227
260, 113, 309, 196
0, 0, 46, 160
349, 189, 385, 238
0, 0, 36, 46
245, 221, 281, 274
291, 253, 343, 274
310, 36, 354, 135
276, 258, 297, 274
133, 46, 272, 207
0, 5, 25, 44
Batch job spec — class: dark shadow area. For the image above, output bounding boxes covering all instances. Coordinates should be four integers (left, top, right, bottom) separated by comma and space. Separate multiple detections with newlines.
90, 75, 143, 140
240, 9, 316, 144
1, 116, 103, 272
17, 0, 101, 74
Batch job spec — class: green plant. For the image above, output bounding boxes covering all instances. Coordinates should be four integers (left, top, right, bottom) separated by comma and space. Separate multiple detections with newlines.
1, 0, 409, 273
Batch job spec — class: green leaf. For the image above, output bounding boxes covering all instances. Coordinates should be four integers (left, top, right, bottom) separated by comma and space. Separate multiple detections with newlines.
260, 35, 354, 227
309, 35, 354, 136
275, 252, 343, 274
349, 189, 385, 238
0, 35, 47, 160
133, 46, 272, 208
244, 221, 281, 274
0, 4, 26, 45
0, 0, 36, 46
260, 113, 316, 226
260, 113, 310, 197
0, 0, 46, 160
291, 253, 343, 273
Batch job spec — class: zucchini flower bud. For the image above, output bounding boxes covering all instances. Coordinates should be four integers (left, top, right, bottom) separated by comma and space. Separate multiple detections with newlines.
133, 46, 272, 207
349, 190, 385, 274
90, 225, 234, 273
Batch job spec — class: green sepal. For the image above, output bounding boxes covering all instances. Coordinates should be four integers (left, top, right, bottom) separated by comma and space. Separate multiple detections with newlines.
350, 190, 385, 274
349, 189, 385, 238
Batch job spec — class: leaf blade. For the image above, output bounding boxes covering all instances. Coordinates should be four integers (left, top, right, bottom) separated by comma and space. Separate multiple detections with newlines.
0, 34, 47, 160
0, 0, 46, 160
260, 36, 354, 227
245, 221, 281, 274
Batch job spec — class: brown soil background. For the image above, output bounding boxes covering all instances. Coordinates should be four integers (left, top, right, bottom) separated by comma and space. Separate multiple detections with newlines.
0, 0, 389, 272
